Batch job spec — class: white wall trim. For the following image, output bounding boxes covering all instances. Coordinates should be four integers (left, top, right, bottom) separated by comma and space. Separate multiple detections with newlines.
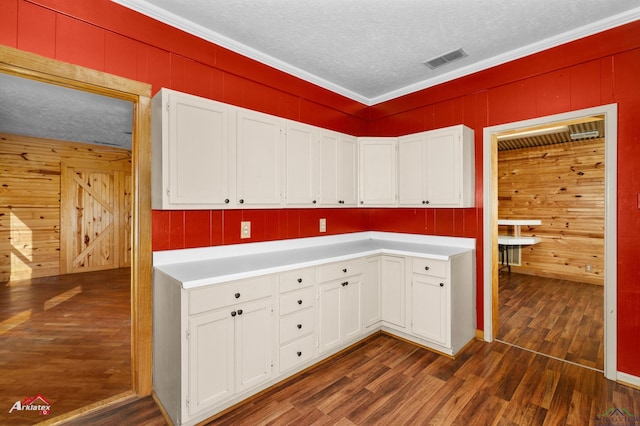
617, 372, 640, 389
482, 104, 618, 380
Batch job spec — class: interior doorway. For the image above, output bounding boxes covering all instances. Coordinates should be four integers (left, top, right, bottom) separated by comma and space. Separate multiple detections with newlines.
0, 45, 153, 422
482, 104, 618, 380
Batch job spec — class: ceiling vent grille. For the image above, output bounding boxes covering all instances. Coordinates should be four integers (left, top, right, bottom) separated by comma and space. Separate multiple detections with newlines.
424, 48, 468, 69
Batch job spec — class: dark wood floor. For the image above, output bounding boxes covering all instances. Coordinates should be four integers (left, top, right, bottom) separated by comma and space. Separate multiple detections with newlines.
0, 268, 131, 425
498, 272, 604, 371
71, 334, 640, 426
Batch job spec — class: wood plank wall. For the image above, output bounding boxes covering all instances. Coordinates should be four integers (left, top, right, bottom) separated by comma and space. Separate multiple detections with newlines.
498, 138, 604, 285
0, 133, 131, 282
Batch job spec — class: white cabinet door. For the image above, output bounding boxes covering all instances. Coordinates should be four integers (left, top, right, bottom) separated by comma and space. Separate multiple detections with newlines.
424, 125, 475, 207
152, 89, 233, 209
358, 137, 397, 206
381, 255, 406, 328
341, 277, 362, 341
319, 131, 357, 206
362, 256, 381, 328
286, 122, 318, 206
398, 132, 427, 206
318, 277, 362, 353
188, 309, 235, 416
318, 280, 342, 353
411, 275, 449, 347
338, 135, 358, 206
236, 109, 284, 207
425, 128, 460, 206
235, 298, 273, 394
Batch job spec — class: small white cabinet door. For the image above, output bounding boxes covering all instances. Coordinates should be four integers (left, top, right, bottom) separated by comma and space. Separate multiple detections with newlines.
398, 132, 427, 206
411, 275, 449, 347
424, 125, 475, 207
285, 122, 318, 206
319, 131, 357, 206
381, 255, 406, 328
188, 309, 235, 416
152, 89, 233, 209
236, 109, 284, 207
235, 298, 273, 394
362, 256, 382, 328
358, 137, 397, 206
318, 277, 362, 353
318, 280, 342, 353
341, 277, 362, 341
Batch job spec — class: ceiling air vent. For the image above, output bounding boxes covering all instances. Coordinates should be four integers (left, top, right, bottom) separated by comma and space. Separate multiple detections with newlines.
424, 48, 468, 70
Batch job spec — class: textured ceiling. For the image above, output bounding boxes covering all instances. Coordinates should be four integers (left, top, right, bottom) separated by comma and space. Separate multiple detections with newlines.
0, 73, 133, 149
113, 0, 640, 104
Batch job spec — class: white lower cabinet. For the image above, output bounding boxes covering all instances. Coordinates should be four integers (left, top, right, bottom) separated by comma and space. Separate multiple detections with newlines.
153, 239, 475, 425
408, 254, 475, 354
318, 259, 363, 353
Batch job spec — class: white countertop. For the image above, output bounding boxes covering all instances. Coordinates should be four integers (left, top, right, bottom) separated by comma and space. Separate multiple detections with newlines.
153, 232, 475, 289
498, 236, 541, 246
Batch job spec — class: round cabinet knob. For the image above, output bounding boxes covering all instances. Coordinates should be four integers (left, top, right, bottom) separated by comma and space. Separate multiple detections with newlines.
422, 200, 426, 204
440, 283, 444, 287
297, 299, 303, 305
235, 292, 241, 299
342, 268, 347, 273
297, 324, 302, 329
425, 200, 430, 205
224, 198, 230, 204
297, 351, 302, 357
239, 199, 244, 204
360, 200, 364, 204
231, 311, 237, 317
339, 200, 344, 204
237, 309, 243, 315
312, 200, 317, 204
342, 281, 349, 287
297, 278, 303, 283
424, 266, 430, 271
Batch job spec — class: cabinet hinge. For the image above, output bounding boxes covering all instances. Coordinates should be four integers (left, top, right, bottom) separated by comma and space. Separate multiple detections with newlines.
185, 397, 190, 408
186, 329, 190, 340
166, 103, 170, 112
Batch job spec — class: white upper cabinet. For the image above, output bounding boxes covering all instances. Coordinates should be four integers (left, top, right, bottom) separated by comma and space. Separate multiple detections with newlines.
318, 130, 358, 206
398, 125, 475, 207
152, 89, 234, 209
285, 122, 319, 207
358, 137, 397, 207
236, 109, 285, 207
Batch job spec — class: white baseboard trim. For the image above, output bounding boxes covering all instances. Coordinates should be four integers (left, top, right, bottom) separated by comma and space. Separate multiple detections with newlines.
617, 371, 640, 388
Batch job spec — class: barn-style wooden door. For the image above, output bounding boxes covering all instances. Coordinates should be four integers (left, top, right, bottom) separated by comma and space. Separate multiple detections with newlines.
60, 162, 131, 274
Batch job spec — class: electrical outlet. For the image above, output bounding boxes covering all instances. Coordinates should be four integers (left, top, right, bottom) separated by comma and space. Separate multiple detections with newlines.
319, 218, 327, 233
241, 221, 251, 239
585, 264, 592, 272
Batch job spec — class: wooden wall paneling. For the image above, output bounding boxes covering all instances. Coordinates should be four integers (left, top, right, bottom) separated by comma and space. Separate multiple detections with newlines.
498, 138, 604, 285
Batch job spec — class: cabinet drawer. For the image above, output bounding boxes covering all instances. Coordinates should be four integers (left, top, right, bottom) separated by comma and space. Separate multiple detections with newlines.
412, 258, 448, 278
318, 258, 363, 282
279, 308, 314, 344
189, 275, 273, 315
280, 267, 316, 293
280, 287, 314, 316
279, 334, 315, 373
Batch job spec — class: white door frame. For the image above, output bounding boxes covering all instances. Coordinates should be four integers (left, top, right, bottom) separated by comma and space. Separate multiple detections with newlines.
482, 104, 617, 380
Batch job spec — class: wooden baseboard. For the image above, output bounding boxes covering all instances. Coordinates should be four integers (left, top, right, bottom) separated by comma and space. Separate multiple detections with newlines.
37, 391, 136, 426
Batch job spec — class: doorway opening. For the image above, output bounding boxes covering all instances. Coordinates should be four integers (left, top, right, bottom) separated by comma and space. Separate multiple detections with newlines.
482, 104, 617, 380
0, 45, 153, 422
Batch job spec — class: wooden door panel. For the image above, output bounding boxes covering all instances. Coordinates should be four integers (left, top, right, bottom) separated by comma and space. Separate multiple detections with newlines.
61, 165, 131, 274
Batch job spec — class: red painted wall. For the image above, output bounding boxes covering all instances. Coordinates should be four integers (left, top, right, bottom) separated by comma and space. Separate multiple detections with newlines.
1, 0, 638, 376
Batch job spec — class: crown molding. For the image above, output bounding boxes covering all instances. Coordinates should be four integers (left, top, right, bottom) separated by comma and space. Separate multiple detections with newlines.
112, 1, 640, 106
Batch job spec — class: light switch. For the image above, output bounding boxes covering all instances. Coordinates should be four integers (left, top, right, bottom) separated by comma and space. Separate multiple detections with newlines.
241, 221, 251, 239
